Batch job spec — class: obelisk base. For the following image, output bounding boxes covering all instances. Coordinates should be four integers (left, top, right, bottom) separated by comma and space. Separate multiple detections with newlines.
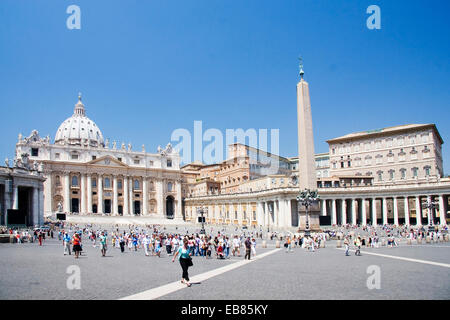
297, 203, 321, 232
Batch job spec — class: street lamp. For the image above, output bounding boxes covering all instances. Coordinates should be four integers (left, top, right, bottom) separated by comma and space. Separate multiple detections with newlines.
421, 198, 438, 232
297, 189, 320, 237
197, 206, 208, 234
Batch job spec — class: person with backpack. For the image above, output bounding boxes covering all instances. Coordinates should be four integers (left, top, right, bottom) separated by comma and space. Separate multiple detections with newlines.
99, 231, 107, 257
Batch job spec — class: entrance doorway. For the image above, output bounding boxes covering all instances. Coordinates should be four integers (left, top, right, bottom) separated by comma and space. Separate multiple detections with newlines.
104, 199, 111, 214
134, 201, 141, 215
166, 196, 174, 219
118, 205, 123, 216
71, 198, 79, 213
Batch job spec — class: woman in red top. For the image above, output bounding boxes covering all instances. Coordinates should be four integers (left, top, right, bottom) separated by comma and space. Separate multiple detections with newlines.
72, 233, 82, 259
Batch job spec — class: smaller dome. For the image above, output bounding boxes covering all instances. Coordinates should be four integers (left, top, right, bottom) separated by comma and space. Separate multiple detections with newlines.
54, 94, 104, 147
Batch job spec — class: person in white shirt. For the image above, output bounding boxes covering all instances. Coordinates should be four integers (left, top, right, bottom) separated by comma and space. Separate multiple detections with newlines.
142, 235, 150, 256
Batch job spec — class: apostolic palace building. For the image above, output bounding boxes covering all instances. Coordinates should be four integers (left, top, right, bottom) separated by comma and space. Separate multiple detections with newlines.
1, 70, 449, 228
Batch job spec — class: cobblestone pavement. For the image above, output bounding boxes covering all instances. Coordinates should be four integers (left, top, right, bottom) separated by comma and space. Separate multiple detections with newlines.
0, 230, 449, 300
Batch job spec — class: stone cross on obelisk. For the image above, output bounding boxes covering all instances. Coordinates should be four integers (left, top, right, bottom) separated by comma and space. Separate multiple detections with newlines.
296, 58, 320, 230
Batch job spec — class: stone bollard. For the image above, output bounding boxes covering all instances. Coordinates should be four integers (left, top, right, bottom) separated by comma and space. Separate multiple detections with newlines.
10, 235, 14, 244
426, 236, 431, 243
336, 240, 342, 248
326, 234, 330, 241
417, 237, 422, 244
439, 235, 443, 243
365, 237, 370, 247
407, 238, 411, 245
275, 240, 280, 248
381, 238, 386, 246
445, 234, 449, 242
320, 241, 325, 248
262, 240, 267, 248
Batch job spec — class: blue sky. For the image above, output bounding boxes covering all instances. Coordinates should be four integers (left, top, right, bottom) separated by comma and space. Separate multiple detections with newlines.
1, 0, 449, 172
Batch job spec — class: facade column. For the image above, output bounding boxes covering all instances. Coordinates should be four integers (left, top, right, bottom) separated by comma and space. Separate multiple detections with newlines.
87, 175, 92, 213
439, 194, 446, 225
351, 198, 357, 225
341, 199, 347, 225
382, 197, 388, 225
257, 201, 263, 226
404, 197, 410, 226
371, 198, 377, 226
330, 199, 336, 225
129, 177, 133, 215
113, 175, 118, 216
361, 198, 367, 226
415, 196, 422, 226
43, 173, 52, 215
427, 195, 433, 225
142, 178, 148, 216
393, 196, 398, 226
274, 200, 279, 227
156, 179, 164, 217
97, 174, 103, 214
80, 174, 86, 214
123, 176, 129, 215
64, 173, 70, 213
175, 180, 182, 220
38, 187, 44, 226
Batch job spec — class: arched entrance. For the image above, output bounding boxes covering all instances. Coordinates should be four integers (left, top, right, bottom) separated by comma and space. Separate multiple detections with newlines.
166, 196, 174, 219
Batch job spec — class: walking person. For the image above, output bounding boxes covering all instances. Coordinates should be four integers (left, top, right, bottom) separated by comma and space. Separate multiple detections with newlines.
143, 234, 150, 256
354, 236, 362, 256
119, 235, 125, 253
72, 233, 82, 259
244, 237, 252, 260
172, 238, 193, 287
344, 236, 350, 256
99, 231, 107, 257
63, 232, 71, 256
251, 238, 256, 257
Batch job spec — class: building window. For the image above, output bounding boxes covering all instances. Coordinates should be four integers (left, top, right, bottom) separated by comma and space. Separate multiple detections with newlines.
55, 153, 60, 159
71, 154, 79, 160
235, 211, 238, 219
424, 166, 431, 176
134, 159, 140, 165
71, 176, 78, 186
332, 148, 336, 155
31, 148, 39, 157
134, 179, 140, 190
118, 157, 122, 162
149, 160, 154, 166
377, 171, 383, 182
400, 169, 406, 179
412, 167, 418, 178
375, 155, 383, 164
386, 139, 393, 147
422, 134, 429, 143
389, 170, 395, 180
92, 156, 97, 160
118, 179, 122, 189
104, 177, 111, 188
167, 159, 172, 167
168, 182, 173, 192
55, 175, 61, 186
92, 178, 97, 187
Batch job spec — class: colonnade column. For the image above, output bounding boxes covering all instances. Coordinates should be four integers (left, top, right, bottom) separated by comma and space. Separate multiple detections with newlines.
439, 195, 447, 225
371, 198, 377, 226
274, 200, 279, 227
80, 174, 86, 214
341, 199, 347, 225
87, 175, 92, 213
64, 173, 70, 213
351, 198, 357, 225
285, 199, 292, 228
32, 187, 39, 226
361, 198, 367, 226
382, 197, 388, 225
113, 175, 118, 216
415, 196, 422, 226
393, 196, 398, 226
332, 199, 337, 225
264, 202, 269, 227
404, 197, 410, 226
142, 178, 148, 216
97, 174, 103, 214
321, 199, 327, 216
156, 179, 164, 217
123, 176, 129, 215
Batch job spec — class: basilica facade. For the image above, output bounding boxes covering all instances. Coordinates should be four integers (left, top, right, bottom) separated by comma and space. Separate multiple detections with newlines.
15, 95, 183, 220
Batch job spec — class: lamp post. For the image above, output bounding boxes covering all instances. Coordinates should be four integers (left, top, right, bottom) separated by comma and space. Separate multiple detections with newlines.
421, 198, 438, 232
297, 189, 320, 237
197, 206, 207, 234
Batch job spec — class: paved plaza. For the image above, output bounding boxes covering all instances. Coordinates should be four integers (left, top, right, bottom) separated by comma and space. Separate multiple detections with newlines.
0, 224, 449, 300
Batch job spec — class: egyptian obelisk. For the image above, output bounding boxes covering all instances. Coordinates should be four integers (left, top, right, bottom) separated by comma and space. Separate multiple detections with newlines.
297, 59, 320, 231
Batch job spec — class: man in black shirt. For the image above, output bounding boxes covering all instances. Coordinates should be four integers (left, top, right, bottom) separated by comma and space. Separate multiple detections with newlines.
244, 237, 252, 260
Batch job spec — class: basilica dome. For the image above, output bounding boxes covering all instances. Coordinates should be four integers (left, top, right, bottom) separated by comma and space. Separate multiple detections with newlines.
54, 94, 104, 147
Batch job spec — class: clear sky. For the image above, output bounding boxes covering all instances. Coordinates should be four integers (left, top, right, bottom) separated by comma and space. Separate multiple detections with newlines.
1, 0, 449, 172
